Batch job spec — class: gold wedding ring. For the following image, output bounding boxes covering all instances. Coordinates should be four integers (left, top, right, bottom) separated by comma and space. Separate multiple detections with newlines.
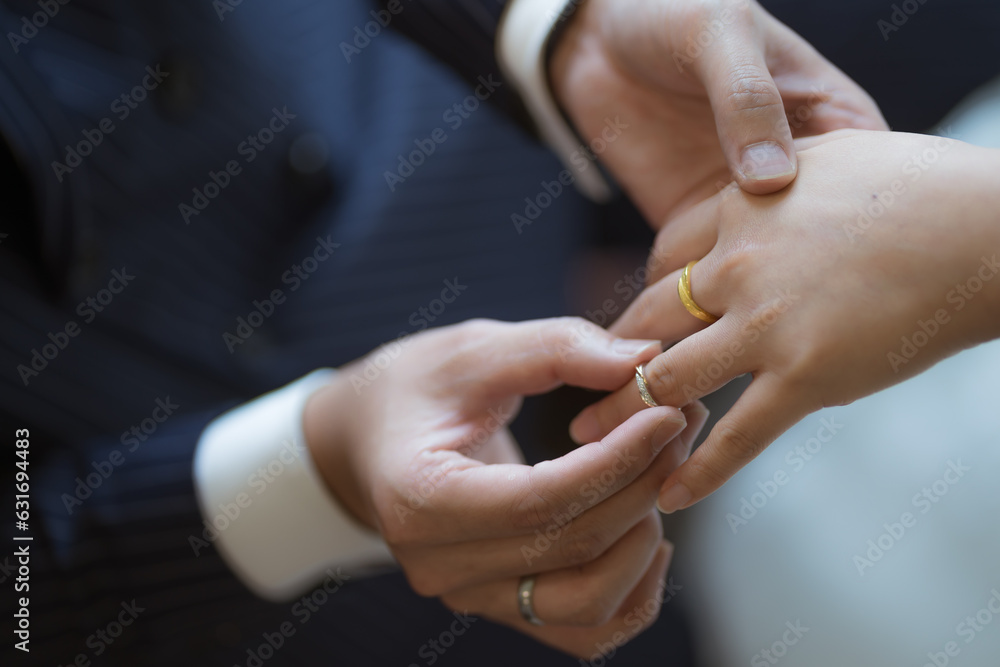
635, 364, 659, 408
678, 261, 719, 324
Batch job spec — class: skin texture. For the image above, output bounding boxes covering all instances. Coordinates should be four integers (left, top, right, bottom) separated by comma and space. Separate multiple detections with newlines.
303, 318, 709, 658
568, 130, 1000, 514
549, 0, 887, 224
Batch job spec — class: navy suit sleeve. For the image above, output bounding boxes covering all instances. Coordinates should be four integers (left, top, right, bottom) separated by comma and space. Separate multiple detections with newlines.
374, 0, 534, 122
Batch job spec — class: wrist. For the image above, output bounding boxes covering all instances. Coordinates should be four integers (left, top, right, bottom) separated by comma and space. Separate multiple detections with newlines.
972, 147, 1000, 337
945, 144, 1000, 346
501, 0, 614, 200
548, 0, 602, 126
303, 371, 375, 529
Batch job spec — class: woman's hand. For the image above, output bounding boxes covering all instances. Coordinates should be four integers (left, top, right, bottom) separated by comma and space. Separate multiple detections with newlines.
304, 317, 708, 658
550, 0, 887, 224
569, 130, 1000, 514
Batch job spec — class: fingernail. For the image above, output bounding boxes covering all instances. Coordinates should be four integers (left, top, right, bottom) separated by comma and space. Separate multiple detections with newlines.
569, 409, 600, 444
741, 142, 795, 181
652, 412, 686, 454
611, 339, 661, 357
656, 484, 692, 515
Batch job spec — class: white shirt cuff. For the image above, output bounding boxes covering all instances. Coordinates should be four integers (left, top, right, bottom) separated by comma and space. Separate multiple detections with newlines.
193, 369, 393, 601
498, 0, 613, 201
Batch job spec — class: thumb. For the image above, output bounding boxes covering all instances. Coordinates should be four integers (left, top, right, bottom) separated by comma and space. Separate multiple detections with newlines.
696, 30, 797, 194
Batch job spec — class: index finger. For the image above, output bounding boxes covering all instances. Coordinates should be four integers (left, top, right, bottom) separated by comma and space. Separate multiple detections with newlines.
434, 406, 688, 539
655, 373, 813, 513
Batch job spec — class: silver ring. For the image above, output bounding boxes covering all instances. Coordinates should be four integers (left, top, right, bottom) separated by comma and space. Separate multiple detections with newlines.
517, 575, 544, 626
635, 365, 659, 408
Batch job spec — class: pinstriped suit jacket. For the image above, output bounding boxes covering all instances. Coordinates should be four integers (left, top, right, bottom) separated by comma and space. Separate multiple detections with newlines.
0, 1, 612, 664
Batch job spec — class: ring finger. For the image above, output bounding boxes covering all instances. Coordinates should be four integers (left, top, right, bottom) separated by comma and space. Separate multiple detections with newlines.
441, 510, 665, 627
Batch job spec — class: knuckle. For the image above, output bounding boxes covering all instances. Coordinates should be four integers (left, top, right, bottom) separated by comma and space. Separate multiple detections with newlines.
712, 241, 755, 289
559, 527, 609, 567
645, 361, 680, 404
726, 68, 782, 115
509, 494, 553, 531
714, 421, 765, 467
628, 288, 661, 335
457, 317, 497, 336
556, 315, 593, 331
509, 466, 564, 530
682, 454, 730, 491
434, 323, 492, 376
549, 316, 601, 352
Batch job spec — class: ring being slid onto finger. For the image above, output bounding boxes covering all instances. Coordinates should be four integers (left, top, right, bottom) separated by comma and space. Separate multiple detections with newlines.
635, 365, 659, 408
678, 261, 719, 324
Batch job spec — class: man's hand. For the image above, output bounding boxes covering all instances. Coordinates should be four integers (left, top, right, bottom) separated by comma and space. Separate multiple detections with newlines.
550, 0, 888, 224
304, 317, 709, 658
